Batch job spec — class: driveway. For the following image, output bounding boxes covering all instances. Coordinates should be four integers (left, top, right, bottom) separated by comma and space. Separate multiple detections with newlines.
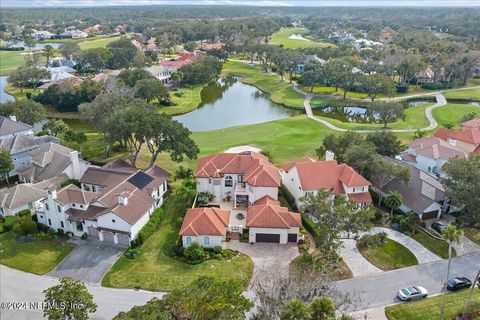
373, 227, 441, 263
1, 265, 163, 320
226, 241, 299, 286
48, 239, 125, 284
339, 239, 382, 277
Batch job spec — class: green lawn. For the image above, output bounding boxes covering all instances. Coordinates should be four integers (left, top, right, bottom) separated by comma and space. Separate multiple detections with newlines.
0, 225, 74, 275
444, 87, 480, 100
159, 85, 205, 115
302, 84, 431, 100
386, 288, 480, 320
270, 27, 335, 49
432, 103, 480, 129
312, 103, 433, 131
410, 229, 455, 259
78, 36, 123, 50
222, 61, 305, 108
357, 239, 418, 270
463, 228, 480, 245
102, 193, 254, 291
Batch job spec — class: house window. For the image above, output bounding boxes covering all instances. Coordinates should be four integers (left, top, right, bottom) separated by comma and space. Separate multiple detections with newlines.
13, 157, 17, 161
28, 202, 33, 209
186, 237, 192, 245
208, 178, 212, 184
72, 204, 76, 207
225, 176, 233, 187
48, 219, 51, 226
112, 219, 116, 223
238, 175, 244, 183
353, 187, 356, 192
291, 178, 294, 181
60, 221, 64, 228
57, 205, 61, 212
76, 222, 83, 231
428, 167, 432, 172
80, 205, 83, 208
22, 161, 26, 165
213, 179, 221, 186
84, 185, 91, 191
45, 203, 49, 211
204, 236, 209, 246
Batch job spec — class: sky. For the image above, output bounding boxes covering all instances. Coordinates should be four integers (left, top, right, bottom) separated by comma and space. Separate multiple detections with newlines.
1, 0, 479, 7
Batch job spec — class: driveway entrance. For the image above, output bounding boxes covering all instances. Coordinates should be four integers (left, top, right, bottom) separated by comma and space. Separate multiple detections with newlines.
48, 239, 124, 284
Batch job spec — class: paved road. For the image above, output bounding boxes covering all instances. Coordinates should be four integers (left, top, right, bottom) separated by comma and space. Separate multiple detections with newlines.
335, 252, 480, 311
48, 240, 124, 284
0, 265, 164, 320
372, 227, 441, 264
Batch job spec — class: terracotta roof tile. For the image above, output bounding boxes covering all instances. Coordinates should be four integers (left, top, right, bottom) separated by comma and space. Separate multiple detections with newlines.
247, 196, 301, 229
179, 207, 230, 236
347, 192, 372, 203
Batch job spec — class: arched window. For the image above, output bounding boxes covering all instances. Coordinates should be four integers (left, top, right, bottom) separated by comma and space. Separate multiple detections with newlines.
204, 236, 210, 246
186, 237, 192, 246
225, 175, 233, 187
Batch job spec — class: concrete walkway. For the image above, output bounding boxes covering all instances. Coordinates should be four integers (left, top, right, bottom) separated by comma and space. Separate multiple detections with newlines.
339, 239, 382, 277
350, 306, 388, 320
372, 227, 441, 264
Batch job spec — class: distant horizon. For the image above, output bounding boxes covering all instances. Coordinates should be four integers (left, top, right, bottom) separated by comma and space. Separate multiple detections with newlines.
1, 0, 480, 8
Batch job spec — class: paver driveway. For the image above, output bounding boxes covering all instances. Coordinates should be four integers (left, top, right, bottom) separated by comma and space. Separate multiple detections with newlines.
48, 239, 124, 284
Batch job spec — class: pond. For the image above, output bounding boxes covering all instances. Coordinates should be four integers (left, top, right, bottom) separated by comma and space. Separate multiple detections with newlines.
313, 106, 381, 124
0, 76, 15, 103
5, 41, 62, 50
173, 77, 300, 131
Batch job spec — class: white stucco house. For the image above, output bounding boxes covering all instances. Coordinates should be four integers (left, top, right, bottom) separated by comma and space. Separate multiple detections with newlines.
36, 159, 170, 246
280, 156, 372, 208
180, 151, 302, 247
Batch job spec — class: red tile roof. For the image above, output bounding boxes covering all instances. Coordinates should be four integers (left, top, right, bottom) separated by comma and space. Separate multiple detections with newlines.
283, 159, 371, 192
195, 152, 280, 187
347, 192, 372, 204
247, 196, 301, 229
434, 124, 480, 145
179, 207, 230, 236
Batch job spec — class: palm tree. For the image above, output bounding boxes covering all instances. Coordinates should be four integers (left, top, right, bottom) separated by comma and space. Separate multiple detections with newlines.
462, 267, 480, 319
280, 299, 311, 320
42, 44, 55, 67
384, 191, 403, 220
406, 211, 420, 234
439, 225, 463, 320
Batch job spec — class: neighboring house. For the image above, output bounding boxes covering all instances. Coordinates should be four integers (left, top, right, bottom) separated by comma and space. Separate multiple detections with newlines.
0, 134, 57, 176
36, 159, 170, 245
0, 175, 67, 216
280, 157, 372, 208
382, 161, 446, 220
434, 118, 480, 155
38, 77, 83, 91
202, 41, 224, 50
144, 66, 175, 85
17, 143, 89, 183
31, 30, 55, 39
0, 116, 33, 139
49, 58, 78, 69
179, 207, 229, 247
353, 39, 384, 50
416, 67, 446, 84
402, 136, 468, 177
58, 30, 88, 39
160, 51, 205, 70
195, 151, 281, 207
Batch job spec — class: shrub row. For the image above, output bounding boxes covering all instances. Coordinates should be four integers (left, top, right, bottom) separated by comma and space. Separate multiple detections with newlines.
279, 184, 298, 211
420, 82, 453, 90
131, 207, 164, 247
301, 214, 320, 246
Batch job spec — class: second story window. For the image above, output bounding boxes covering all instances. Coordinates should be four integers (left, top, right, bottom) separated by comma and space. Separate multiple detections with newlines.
57, 205, 61, 212
45, 203, 49, 211
225, 176, 233, 187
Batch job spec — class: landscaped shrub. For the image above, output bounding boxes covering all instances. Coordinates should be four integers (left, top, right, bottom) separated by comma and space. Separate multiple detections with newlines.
301, 214, 320, 246
213, 246, 223, 254
357, 234, 382, 248
124, 247, 141, 259
420, 82, 452, 90
239, 229, 249, 243
13, 215, 38, 236
57, 228, 65, 236
81, 232, 88, 240
279, 184, 298, 211
17, 209, 32, 217
137, 208, 164, 244
65, 231, 74, 238
391, 214, 411, 232
183, 242, 208, 264
16, 234, 36, 243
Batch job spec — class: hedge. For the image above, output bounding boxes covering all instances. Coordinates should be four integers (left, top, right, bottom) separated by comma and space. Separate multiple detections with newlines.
279, 184, 298, 211
137, 207, 164, 245
301, 213, 320, 246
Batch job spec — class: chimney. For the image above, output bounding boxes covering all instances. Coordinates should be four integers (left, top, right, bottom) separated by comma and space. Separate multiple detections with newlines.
70, 150, 81, 179
9, 115, 17, 122
325, 150, 335, 161
47, 188, 57, 200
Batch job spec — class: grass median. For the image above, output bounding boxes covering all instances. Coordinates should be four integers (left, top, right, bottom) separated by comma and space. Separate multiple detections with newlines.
357, 239, 418, 271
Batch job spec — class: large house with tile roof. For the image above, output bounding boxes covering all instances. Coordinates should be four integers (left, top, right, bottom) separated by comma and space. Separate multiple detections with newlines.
280, 158, 372, 207
195, 151, 281, 207
180, 207, 230, 247
402, 136, 468, 177
434, 118, 480, 155
36, 159, 170, 245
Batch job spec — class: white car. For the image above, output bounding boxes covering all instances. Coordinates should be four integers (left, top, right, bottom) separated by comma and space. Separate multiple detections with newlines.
397, 286, 428, 301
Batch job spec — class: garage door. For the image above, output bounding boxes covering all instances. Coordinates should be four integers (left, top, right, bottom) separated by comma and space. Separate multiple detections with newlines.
103, 231, 115, 243
117, 234, 131, 246
422, 211, 438, 220
288, 233, 297, 243
88, 227, 99, 239
255, 233, 280, 243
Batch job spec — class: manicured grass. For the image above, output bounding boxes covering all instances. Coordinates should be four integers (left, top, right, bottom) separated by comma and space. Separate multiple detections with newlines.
222, 61, 305, 108
463, 228, 480, 245
102, 193, 254, 291
159, 85, 205, 115
357, 239, 418, 271
301, 84, 431, 99
432, 103, 480, 129
270, 27, 335, 49
78, 36, 123, 50
0, 228, 74, 275
312, 103, 433, 131
444, 88, 480, 100
385, 288, 480, 320
410, 229, 455, 259
0, 51, 47, 76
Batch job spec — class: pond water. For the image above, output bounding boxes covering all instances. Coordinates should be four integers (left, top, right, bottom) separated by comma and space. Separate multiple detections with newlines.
173, 77, 300, 131
0, 76, 15, 103
6, 41, 62, 50
313, 106, 381, 123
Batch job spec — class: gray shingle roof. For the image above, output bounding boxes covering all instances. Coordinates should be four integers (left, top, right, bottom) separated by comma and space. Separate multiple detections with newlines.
0, 116, 32, 137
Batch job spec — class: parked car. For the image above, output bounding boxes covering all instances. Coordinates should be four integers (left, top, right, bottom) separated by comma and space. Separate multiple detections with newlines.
431, 222, 446, 235
397, 286, 428, 301
447, 277, 472, 291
